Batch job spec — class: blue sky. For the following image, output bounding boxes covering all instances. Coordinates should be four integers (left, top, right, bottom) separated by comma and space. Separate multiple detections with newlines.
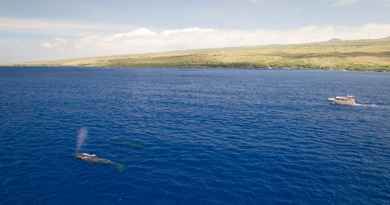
1, 0, 390, 63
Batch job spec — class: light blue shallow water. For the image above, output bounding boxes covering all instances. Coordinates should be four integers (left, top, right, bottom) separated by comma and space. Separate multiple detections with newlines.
0, 67, 390, 205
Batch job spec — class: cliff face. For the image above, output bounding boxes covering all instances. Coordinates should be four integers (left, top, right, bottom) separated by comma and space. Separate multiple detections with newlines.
23, 37, 390, 71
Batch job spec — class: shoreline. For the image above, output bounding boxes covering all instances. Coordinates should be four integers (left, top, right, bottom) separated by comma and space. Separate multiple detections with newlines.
1, 65, 389, 73
3, 37, 390, 72
3, 36, 390, 72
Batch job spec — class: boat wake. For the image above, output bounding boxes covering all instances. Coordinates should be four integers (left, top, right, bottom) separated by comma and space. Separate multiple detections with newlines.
354, 103, 380, 108
328, 96, 382, 108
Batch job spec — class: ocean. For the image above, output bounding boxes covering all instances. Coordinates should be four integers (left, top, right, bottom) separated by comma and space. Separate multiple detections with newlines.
1, 67, 390, 205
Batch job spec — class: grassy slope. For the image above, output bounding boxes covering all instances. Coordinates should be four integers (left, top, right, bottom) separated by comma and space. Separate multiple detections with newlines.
25, 37, 390, 71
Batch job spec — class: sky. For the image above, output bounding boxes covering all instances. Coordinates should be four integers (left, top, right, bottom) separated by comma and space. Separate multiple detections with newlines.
1, 0, 390, 63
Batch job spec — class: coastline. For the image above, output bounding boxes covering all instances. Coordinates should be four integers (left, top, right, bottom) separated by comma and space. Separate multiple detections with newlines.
4, 36, 390, 72
2, 65, 390, 72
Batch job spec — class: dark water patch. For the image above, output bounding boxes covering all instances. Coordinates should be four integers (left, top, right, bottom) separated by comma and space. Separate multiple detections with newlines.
110, 137, 145, 149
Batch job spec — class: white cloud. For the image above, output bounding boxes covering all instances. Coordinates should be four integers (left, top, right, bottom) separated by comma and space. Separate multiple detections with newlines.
41, 38, 68, 49
161, 27, 215, 36
39, 23, 390, 59
331, 0, 359, 7
108, 28, 157, 40
0, 17, 133, 33
0, 17, 94, 30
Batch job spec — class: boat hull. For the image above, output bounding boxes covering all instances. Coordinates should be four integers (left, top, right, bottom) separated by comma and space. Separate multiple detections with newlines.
328, 97, 357, 106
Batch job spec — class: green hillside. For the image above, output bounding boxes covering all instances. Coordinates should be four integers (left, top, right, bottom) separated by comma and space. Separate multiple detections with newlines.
25, 37, 390, 71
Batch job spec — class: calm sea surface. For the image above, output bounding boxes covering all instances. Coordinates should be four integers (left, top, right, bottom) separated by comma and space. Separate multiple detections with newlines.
1, 67, 390, 205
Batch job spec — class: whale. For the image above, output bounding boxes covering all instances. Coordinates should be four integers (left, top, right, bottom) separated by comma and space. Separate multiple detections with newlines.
75, 152, 126, 172
75, 152, 114, 165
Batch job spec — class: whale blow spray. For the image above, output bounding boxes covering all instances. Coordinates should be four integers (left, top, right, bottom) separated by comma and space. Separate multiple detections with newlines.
74, 127, 126, 172
76, 127, 88, 153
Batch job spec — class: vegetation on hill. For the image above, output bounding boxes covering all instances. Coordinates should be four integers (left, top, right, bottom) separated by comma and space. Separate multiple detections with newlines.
24, 37, 390, 71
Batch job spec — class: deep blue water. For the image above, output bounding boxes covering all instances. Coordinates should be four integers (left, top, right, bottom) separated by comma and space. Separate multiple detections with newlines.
1, 67, 390, 205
